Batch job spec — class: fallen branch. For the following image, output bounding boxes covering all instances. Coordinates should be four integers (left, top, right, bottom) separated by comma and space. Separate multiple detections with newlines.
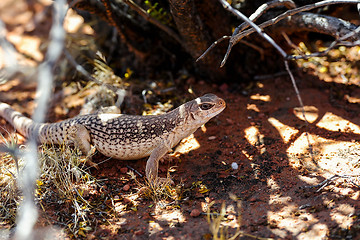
284, 14, 360, 60
302, 174, 360, 192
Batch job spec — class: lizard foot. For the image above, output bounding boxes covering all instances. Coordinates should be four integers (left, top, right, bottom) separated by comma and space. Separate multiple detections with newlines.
157, 177, 174, 186
80, 156, 99, 169
79, 146, 98, 169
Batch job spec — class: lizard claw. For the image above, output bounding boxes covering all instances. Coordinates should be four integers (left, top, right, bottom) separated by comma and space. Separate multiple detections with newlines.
80, 156, 99, 169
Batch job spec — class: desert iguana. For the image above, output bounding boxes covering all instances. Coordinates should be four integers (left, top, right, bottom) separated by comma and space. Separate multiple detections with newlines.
0, 93, 226, 184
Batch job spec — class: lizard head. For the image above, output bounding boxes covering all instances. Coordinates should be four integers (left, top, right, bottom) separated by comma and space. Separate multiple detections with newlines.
184, 93, 226, 126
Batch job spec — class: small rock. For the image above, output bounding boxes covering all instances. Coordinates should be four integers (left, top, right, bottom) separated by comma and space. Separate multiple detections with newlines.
123, 184, 130, 191
138, 186, 151, 196
227, 214, 235, 220
134, 229, 144, 236
226, 118, 234, 125
249, 197, 258, 202
231, 162, 238, 170
208, 136, 217, 140
190, 209, 201, 217
120, 167, 128, 174
123, 197, 131, 203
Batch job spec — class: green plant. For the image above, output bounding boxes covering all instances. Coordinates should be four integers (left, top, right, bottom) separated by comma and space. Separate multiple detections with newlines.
144, 0, 174, 26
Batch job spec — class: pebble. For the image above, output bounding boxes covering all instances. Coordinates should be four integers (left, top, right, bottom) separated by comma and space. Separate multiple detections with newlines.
226, 118, 234, 124
123, 184, 130, 191
231, 162, 238, 170
190, 209, 201, 217
120, 167, 128, 174
134, 229, 144, 235
208, 136, 217, 140
249, 197, 258, 202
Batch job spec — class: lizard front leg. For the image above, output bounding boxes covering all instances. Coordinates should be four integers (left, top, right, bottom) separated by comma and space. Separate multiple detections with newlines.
145, 141, 173, 186
67, 124, 97, 168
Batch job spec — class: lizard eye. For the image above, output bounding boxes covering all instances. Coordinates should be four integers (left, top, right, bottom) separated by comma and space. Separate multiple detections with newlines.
199, 103, 214, 110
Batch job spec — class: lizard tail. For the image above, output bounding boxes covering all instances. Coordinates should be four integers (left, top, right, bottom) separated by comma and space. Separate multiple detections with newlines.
0, 102, 44, 140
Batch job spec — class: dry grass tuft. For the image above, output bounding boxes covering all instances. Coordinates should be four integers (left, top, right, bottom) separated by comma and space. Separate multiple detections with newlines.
206, 194, 273, 240
137, 171, 181, 204
0, 132, 23, 226
36, 143, 100, 237
0, 133, 103, 237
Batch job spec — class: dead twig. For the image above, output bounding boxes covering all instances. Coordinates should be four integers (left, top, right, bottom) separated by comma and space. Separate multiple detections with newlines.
219, 0, 287, 67
14, 1, 67, 239
287, 22, 360, 60
303, 174, 360, 192
200, 0, 360, 65
229, 0, 360, 54
233, 0, 296, 36
64, 49, 119, 93
197, 0, 295, 63
284, 61, 313, 155
196, 36, 230, 62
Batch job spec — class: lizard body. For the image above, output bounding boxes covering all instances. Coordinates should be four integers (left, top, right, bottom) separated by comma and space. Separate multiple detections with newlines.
0, 94, 226, 183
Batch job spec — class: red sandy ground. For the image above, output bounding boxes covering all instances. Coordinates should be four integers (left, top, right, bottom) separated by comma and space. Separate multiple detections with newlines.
1, 1, 360, 239
1, 75, 360, 239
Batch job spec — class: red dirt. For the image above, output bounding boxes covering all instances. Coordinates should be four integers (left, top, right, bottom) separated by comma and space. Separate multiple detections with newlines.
1, 1, 360, 239
1, 75, 360, 239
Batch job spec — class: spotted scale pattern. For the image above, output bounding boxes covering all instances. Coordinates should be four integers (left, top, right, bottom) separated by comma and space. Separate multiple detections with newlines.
0, 94, 226, 164
0, 102, 184, 160
74, 111, 182, 159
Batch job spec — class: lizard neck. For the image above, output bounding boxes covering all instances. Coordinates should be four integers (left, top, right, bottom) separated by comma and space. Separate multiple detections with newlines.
164, 104, 200, 147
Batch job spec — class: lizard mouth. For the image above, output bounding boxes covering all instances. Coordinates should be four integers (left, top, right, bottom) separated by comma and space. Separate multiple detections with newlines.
218, 98, 226, 109
206, 99, 226, 119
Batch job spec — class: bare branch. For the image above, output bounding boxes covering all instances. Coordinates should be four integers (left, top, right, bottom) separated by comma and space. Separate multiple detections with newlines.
302, 174, 360, 191
218, 0, 287, 68
284, 13, 360, 59
230, 0, 360, 48
282, 12, 360, 41
234, 0, 296, 36
284, 60, 313, 154
64, 49, 119, 92
196, 36, 230, 62
14, 1, 67, 239
198, 0, 296, 63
